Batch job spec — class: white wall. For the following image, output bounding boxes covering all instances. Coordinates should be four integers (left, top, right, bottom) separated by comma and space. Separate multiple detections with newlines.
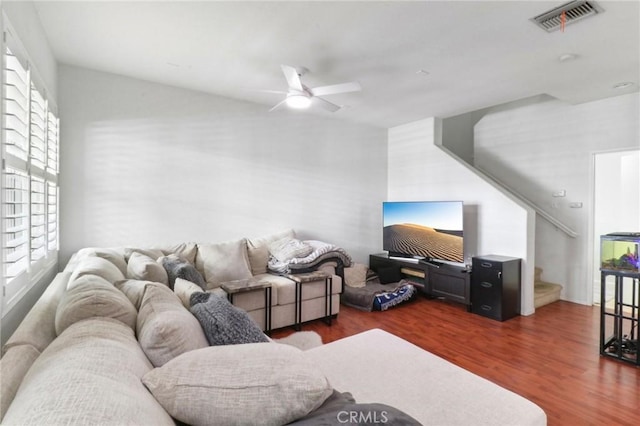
2, 1, 57, 100
388, 117, 536, 315
58, 65, 387, 267
474, 93, 640, 304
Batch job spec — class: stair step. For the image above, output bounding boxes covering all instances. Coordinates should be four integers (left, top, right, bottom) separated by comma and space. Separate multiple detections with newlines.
534, 267, 543, 282
535, 281, 562, 308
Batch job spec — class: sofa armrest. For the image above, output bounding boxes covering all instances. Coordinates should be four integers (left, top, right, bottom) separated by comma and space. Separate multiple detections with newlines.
2, 272, 71, 354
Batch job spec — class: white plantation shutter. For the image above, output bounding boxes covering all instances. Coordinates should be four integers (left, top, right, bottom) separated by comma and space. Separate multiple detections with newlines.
30, 176, 45, 262
2, 167, 29, 280
47, 181, 57, 251
29, 84, 46, 171
46, 111, 58, 174
2, 26, 59, 313
3, 50, 28, 162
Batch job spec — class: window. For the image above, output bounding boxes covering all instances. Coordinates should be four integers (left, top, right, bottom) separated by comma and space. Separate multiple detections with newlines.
2, 26, 59, 314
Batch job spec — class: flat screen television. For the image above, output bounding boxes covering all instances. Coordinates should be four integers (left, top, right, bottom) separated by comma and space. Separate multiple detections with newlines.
383, 201, 464, 264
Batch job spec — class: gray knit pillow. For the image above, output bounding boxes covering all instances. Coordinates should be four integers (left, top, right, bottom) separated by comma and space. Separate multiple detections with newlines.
189, 292, 268, 346
159, 255, 206, 290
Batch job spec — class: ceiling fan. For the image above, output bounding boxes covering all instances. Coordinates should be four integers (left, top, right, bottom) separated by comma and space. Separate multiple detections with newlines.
266, 65, 361, 113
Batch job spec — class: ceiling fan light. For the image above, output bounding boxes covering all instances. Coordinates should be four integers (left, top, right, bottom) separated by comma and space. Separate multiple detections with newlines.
286, 94, 311, 109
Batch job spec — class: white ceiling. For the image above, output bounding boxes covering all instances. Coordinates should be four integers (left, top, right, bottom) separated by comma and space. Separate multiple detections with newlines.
33, 0, 640, 128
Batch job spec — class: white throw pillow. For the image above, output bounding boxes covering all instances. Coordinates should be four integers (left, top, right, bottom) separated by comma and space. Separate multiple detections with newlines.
195, 239, 252, 289
123, 247, 165, 262
114, 279, 155, 310
344, 263, 369, 288
137, 283, 208, 367
173, 277, 204, 309
142, 343, 333, 426
126, 252, 169, 285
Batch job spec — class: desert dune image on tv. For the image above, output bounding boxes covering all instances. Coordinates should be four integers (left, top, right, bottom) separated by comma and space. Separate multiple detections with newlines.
383, 201, 463, 263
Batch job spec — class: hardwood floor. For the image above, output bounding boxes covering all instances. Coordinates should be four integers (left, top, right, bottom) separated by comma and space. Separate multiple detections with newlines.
271, 297, 639, 426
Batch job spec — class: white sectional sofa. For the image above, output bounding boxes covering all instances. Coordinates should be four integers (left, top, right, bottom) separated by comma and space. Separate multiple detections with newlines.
0, 231, 547, 425
61, 231, 343, 331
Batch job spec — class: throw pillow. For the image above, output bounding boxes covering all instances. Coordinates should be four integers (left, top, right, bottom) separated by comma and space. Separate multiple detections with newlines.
189, 292, 268, 346
114, 279, 155, 310
174, 277, 205, 310
137, 283, 208, 367
141, 343, 333, 426
55, 275, 137, 336
123, 247, 165, 262
344, 263, 368, 288
290, 390, 422, 425
268, 237, 313, 263
126, 252, 169, 285
68, 256, 126, 288
156, 242, 198, 265
159, 254, 206, 290
195, 239, 252, 289
246, 229, 296, 275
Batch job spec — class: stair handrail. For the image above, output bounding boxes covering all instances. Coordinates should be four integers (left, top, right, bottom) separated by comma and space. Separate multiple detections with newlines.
475, 167, 578, 238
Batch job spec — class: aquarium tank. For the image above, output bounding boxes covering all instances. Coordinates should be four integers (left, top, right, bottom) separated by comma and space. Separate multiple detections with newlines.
601, 233, 640, 273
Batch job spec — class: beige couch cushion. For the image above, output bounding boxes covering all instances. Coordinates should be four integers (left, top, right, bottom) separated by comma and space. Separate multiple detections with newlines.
75, 247, 128, 275
2, 318, 174, 426
246, 229, 295, 275
126, 252, 169, 285
137, 283, 208, 367
68, 256, 125, 288
0, 344, 40, 421
142, 343, 332, 426
196, 239, 252, 289
55, 275, 137, 335
156, 242, 198, 264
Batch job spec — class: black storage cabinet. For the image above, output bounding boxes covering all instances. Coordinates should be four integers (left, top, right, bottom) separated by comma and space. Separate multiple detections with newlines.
471, 255, 521, 321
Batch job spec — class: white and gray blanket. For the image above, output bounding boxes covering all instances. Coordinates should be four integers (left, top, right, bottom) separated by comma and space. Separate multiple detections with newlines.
268, 240, 352, 274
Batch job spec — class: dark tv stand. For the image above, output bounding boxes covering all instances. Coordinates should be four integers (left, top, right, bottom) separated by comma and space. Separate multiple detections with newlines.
369, 253, 471, 306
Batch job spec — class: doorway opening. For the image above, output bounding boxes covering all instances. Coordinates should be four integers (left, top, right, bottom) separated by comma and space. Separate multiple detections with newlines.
592, 149, 640, 306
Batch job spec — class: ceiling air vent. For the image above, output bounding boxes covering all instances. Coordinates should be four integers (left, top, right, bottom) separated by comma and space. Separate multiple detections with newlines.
531, 0, 604, 32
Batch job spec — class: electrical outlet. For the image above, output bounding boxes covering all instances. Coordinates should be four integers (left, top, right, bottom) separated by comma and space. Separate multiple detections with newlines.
552, 190, 566, 197
569, 202, 583, 208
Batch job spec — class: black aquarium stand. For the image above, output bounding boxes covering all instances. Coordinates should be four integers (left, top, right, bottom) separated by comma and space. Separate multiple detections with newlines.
599, 270, 639, 366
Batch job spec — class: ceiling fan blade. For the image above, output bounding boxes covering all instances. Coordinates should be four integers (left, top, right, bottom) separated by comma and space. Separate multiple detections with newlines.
312, 96, 341, 113
256, 89, 288, 95
281, 65, 303, 91
310, 81, 361, 97
268, 99, 288, 112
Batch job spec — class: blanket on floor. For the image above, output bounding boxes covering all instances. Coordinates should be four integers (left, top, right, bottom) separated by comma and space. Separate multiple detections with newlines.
341, 279, 416, 312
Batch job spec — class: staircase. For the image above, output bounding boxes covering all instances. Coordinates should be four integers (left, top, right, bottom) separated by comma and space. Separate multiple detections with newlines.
534, 267, 562, 308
